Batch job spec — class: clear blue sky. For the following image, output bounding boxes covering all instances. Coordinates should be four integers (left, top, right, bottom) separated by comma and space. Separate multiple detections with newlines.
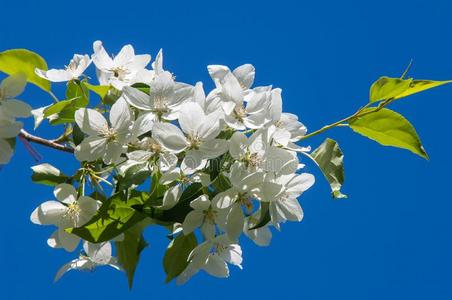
1, 0, 452, 299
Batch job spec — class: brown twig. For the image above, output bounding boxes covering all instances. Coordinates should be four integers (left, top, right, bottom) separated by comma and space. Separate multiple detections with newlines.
18, 129, 74, 153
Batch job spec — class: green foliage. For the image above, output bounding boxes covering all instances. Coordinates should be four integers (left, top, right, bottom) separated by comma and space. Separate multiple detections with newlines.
349, 108, 428, 159
0, 49, 50, 91
44, 80, 89, 125
249, 202, 271, 230
310, 138, 347, 199
369, 76, 452, 103
163, 233, 197, 283
84, 82, 110, 99
148, 183, 204, 224
116, 220, 150, 289
31, 163, 69, 186
68, 190, 149, 243
369, 77, 413, 103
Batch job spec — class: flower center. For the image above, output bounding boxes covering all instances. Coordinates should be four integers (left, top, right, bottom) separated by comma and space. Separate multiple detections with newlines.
233, 105, 247, 121
100, 125, 117, 141
188, 134, 202, 149
243, 152, 263, 170
110, 67, 130, 80
204, 208, 218, 224
64, 202, 81, 226
152, 96, 169, 113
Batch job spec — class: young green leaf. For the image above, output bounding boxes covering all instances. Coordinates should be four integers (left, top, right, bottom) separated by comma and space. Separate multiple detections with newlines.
249, 202, 271, 230
163, 233, 197, 283
369, 76, 452, 103
118, 164, 152, 191
116, 220, 150, 289
0, 49, 50, 91
84, 82, 110, 99
349, 108, 428, 159
309, 138, 347, 199
68, 190, 149, 243
369, 76, 412, 103
394, 79, 452, 99
31, 163, 69, 186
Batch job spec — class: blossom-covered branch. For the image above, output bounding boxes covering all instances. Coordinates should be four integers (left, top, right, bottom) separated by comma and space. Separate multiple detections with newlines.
0, 42, 448, 288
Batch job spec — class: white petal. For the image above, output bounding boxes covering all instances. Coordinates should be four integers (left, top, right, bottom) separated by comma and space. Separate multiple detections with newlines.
199, 139, 228, 159
204, 255, 229, 278
114, 44, 135, 66
132, 112, 155, 138
181, 150, 207, 174
228, 132, 247, 160
30, 200, 67, 225
178, 102, 205, 136
47, 229, 80, 252
75, 136, 107, 162
103, 142, 127, 165
182, 210, 204, 235
152, 122, 187, 153
226, 204, 245, 241
233, 64, 255, 89
122, 86, 152, 110
35, 69, 73, 82
54, 183, 78, 204
92, 40, 114, 70
190, 194, 210, 210
159, 185, 183, 210
110, 97, 132, 132
212, 189, 237, 209
75, 108, 108, 136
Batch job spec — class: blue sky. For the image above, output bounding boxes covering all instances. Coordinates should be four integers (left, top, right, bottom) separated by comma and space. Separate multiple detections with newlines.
1, 0, 452, 299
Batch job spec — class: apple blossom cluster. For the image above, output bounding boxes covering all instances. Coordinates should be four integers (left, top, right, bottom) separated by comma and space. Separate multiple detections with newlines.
1, 40, 437, 287
25, 41, 315, 283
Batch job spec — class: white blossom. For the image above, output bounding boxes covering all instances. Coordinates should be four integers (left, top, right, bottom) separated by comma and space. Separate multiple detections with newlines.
35, 54, 91, 82
74, 98, 135, 164
177, 234, 242, 284
92, 40, 151, 90
30, 184, 100, 252
54, 241, 122, 282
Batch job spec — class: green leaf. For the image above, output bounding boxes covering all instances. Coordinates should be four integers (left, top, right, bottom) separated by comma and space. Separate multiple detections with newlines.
349, 108, 428, 159
394, 79, 452, 99
72, 123, 84, 146
116, 220, 150, 289
84, 82, 110, 99
249, 202, 271, 230
163, 233, 197, 283
68, 190, 149, 243
66, 80, 89, 106
369, 76, 452, 103
211, 173, 232, 192
310, 138, 347, 199
0, 49, 50, 91
43, 99, 73, 117
31, 163, 69, 186
144, 183, 204, 224
45, 81, 90, 125
369, 76, 413, 103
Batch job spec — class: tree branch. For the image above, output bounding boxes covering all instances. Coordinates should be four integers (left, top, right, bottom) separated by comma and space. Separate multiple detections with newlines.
18, 129, 74, 153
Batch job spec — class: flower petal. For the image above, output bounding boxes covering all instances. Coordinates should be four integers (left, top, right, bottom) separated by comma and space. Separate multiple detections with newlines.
152, 122, 187, 153
75, 108, 108, 136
